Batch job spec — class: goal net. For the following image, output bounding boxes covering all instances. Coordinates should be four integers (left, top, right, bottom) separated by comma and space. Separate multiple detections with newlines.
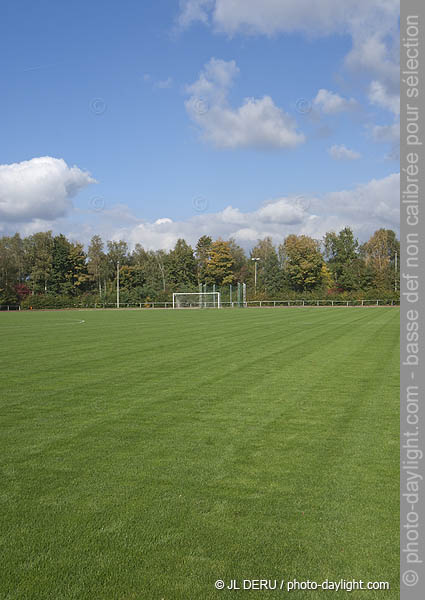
172, 292, 221, 309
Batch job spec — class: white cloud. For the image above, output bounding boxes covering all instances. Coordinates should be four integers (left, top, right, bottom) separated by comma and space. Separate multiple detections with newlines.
185, 58, 305, 149
181, 0, 398, 37
120, 196, 309, 250
186, 57, 239, 105
257, 198, 305, 224
105, 174, 399, 251
323, 173, 399, 233
371, 122, 400, 143
1, 159, 398, 251
328, 144, 361, 160
313, 89, 358, 114
368, 80, 400, 115
0, 157, 96, 224
345, 33, 399, 91
178, 0, 214, 27
179, 1, 399, 114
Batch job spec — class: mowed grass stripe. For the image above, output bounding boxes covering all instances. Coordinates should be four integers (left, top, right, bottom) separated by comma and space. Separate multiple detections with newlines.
0, 308, 399, 599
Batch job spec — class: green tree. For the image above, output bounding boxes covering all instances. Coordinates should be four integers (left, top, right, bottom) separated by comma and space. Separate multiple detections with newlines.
107, 240, 129, 268
263, 251, 283, 295
132, 245, 168, 294
106, 240, 129, 294
250, 237, 282, 295
167, 239, 197, 289
227, 238, 247, 283
0, 234, 25, 292
87, 235, 107, 296
0, 235, 19, 290
50, 234, 72, 294
24, 231, 54, 293
323, 227, 361, 290
195, 235, 212, 284
153, 250, 168, 293
119, 265, 145, 291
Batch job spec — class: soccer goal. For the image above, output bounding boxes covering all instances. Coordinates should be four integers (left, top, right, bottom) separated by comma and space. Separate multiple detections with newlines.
172, 292, 221, 309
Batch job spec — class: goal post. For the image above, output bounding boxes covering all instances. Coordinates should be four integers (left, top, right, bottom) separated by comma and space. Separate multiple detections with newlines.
172, 292, 221, 309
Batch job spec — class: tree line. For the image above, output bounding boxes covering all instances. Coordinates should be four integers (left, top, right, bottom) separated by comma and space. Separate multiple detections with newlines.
0, 228, 400, 306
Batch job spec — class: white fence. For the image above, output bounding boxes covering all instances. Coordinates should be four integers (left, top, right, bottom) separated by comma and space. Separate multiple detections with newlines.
1, 299, 400, 311
92, 299, 398, 309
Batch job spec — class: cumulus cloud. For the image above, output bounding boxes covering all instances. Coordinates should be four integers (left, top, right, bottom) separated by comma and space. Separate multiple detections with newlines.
323, 173, 399, 234
370, 120, 400, 161
179, 0, 398, 37
368, 81, 400, 115
104, 173, 399, 251
371, 122, 400, 143
185, 58, 305, 149
2, 172, 399, 249
345, 33, 399, 92
313, 89, 358, 114
178, 0, 214, 27
328, 144, 361, 160
179, 1, 399, 118
0, 157, 96, 224
119, 196, 309, 250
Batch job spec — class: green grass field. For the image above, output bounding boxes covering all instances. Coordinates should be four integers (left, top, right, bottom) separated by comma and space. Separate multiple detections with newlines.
0, 307, 399, 599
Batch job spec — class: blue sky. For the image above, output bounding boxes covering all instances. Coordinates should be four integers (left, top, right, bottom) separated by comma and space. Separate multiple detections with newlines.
0, 0, 400, 250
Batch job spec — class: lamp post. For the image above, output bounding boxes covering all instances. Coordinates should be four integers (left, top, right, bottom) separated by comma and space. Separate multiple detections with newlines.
251, 257, 260, 295
116, 261, 120, 309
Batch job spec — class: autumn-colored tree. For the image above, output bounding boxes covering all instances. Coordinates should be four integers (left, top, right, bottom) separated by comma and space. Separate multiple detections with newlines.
280, 235, 324, 292
362, 229, 399, 289
119, 265, 145, 290
67, 242, 89, 293
205, 240, 235, 285
320, 264, 335, 290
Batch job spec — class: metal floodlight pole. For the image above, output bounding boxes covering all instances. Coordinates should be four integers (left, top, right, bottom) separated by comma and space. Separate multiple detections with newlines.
251, 257, 260, 295
116, 261, 120, 309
